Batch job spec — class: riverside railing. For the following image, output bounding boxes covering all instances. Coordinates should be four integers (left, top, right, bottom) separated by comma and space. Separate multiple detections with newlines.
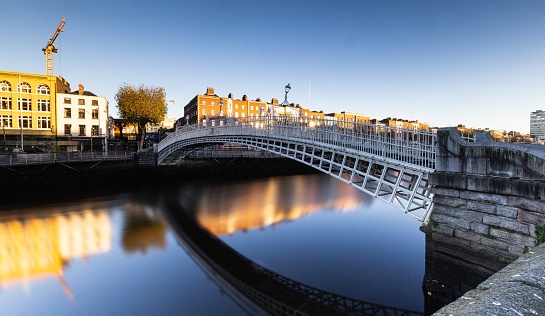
160, 116, 437, 171
0, 151, 135, 166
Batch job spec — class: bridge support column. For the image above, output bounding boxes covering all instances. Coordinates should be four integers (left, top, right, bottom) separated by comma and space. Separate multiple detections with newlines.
426, 127, 545, 265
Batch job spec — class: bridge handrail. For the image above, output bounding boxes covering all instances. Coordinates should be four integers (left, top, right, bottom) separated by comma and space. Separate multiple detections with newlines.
0, 151, 135, 166
160, 116, 437, 170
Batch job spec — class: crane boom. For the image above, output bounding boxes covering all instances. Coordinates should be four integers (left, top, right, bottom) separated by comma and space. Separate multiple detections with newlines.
42, 17, 66, 76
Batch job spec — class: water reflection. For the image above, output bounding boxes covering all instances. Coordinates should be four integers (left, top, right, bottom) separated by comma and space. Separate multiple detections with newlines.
422, 233, 507, 315
160, 193, 423, 316
176, 174, 371, 236
121, 204, 167, 254
0, 206, 111, 298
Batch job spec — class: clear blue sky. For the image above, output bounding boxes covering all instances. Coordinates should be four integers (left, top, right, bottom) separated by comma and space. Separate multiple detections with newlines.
3, 0, 545, 133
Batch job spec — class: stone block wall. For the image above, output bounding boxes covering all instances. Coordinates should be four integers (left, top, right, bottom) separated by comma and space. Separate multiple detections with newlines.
429, 173, 545, 263
428, 127, 545, 264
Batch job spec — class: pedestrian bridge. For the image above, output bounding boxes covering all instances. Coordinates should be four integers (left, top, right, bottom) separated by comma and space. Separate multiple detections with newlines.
158, 116, 436, 222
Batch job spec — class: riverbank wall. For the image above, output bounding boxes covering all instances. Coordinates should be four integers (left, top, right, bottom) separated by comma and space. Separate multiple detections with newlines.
0, 158, 317, 204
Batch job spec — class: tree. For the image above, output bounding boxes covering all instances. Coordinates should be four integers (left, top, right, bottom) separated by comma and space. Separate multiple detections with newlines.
115, 83, 168, 150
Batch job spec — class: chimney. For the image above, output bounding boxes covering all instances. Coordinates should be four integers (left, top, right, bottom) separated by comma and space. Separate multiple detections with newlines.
242, 95, 247, 101
78, 83, 84, 95
271, 98, 278, 105
206, 87, 214, 95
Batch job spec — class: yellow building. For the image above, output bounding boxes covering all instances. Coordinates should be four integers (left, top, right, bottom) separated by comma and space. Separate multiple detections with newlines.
0, 71, 59, 151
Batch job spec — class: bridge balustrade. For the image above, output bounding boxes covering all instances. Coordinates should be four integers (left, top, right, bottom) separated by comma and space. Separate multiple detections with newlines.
160, 116, 436, 172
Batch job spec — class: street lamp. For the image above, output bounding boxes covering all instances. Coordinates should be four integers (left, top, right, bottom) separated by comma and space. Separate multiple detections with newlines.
219, 100, 224, 116
281, 83, 291, 106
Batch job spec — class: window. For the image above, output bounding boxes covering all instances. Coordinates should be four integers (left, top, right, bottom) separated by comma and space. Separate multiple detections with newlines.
64, 98, 72, 104
211, 110, 215, 115
36, 84, 50, 95
0, 97, 11, 110
79, 109, 85, 119
64, 108, 71, 118
91, 125, 99, 136
0, 80, 11, 92
17, 82, 31, 93
203, 101, 206, 105
242, 105, 245, 110
242, 113, 245, 117
19, 116, 32, 129
37, 99, 50, 112
37, 117, 51, 129
1, 115, 12, 128
235, 104, 239, 109
251, 106, 254, 111
212, 102, 215, 106
78, 99, 85, 105
17, 98, 31, 111
92, 109, 99, 119
235, 112, 239, 118
202, 109, 206, 115
64, 124, 71, 135
92, 100, 98, 105
79, 125, 86, 136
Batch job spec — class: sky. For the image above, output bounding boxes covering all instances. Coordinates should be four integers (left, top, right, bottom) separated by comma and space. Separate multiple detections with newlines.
2, 0, 545, 133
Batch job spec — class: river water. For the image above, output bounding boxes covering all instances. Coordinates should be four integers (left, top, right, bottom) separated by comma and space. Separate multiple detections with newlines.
0, 173, 428, 315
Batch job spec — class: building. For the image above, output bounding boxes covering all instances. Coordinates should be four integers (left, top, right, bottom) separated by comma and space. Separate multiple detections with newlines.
56, 84, 109, 152
0, 71, 59, 152
530, 110, 545, 142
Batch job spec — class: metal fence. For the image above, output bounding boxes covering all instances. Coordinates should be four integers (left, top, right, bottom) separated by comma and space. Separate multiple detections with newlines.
0, 151, 135, 166
160, 116, 437, 171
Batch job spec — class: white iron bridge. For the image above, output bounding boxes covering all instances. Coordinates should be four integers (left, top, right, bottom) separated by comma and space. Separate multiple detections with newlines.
158, 116, 436, 222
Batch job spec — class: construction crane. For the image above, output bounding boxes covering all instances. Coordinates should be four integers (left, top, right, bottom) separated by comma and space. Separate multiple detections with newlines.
42, 17, 66, 76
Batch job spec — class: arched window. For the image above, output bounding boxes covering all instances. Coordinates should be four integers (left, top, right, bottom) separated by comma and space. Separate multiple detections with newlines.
17, 82, 31, 94
0, 80, 11, 92
36, 84, 50, 95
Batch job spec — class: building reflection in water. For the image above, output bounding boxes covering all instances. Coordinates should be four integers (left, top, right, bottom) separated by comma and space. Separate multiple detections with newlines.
121, 201, 167, 254
176, 174, 372, 236
0, 207, 112, 298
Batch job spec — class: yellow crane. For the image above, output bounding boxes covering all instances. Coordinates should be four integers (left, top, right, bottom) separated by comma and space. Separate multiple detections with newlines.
42, 17, 66, 76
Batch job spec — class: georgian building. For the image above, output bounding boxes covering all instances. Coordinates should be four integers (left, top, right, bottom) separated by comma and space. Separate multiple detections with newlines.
56, 83, 109, 152
0, 71, 58, 151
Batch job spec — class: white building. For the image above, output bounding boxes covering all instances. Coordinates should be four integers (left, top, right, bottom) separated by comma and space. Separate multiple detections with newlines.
56, 84, 109, 152
530, 110, 545, 142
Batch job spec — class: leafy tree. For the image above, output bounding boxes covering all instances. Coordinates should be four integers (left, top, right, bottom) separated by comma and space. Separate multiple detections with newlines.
115, 83, 168, 150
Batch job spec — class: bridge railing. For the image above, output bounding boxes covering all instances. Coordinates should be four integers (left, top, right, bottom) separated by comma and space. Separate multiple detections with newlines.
160, 116, 436, 170
0, 151, 135, 166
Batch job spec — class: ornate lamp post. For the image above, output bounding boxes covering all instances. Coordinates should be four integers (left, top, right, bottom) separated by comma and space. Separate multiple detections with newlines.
280, 83, 291, 106
219, 100, 224, 116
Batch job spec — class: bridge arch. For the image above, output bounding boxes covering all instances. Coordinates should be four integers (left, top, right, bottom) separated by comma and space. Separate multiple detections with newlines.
158, 117, 436, 222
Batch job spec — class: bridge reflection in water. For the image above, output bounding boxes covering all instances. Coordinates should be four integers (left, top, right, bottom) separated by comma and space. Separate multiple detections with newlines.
160, 192, 424, 315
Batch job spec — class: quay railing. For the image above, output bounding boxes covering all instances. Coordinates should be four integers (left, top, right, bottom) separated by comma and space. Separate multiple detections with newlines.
160, 116, 437, 171
0, 151, 135, 166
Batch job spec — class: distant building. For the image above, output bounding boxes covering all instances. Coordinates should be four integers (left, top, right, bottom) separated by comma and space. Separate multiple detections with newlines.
530, 110, 545, 142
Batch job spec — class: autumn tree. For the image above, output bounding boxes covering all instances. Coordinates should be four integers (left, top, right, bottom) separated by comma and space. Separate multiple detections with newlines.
115, 83, 168, 150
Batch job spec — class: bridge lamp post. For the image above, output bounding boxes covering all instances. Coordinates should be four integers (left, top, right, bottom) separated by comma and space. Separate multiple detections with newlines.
280, 83, 291, 107
219, 100, 224, 116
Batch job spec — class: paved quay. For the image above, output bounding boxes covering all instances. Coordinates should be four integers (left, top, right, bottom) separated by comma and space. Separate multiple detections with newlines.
433, 243, 545, 315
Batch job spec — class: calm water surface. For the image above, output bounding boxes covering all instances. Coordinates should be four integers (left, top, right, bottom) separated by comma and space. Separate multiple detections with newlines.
0, 173, 425, 315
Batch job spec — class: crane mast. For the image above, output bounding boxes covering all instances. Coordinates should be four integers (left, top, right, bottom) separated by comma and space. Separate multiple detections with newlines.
42, 17, 66, 76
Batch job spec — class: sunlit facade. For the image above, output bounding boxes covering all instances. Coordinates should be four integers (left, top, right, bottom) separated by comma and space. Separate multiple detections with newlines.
0, 71, 58, 150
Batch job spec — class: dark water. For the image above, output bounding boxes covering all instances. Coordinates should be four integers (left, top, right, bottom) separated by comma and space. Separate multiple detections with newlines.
0, 173, 427, 315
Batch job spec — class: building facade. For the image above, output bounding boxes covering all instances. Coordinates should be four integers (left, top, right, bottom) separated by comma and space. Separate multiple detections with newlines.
0, 71, 58, 151
56, 84, 109, 152
530, 110, 545, 142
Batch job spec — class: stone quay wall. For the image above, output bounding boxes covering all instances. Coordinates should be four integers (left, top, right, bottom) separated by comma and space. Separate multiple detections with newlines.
428, 127, 545, 264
